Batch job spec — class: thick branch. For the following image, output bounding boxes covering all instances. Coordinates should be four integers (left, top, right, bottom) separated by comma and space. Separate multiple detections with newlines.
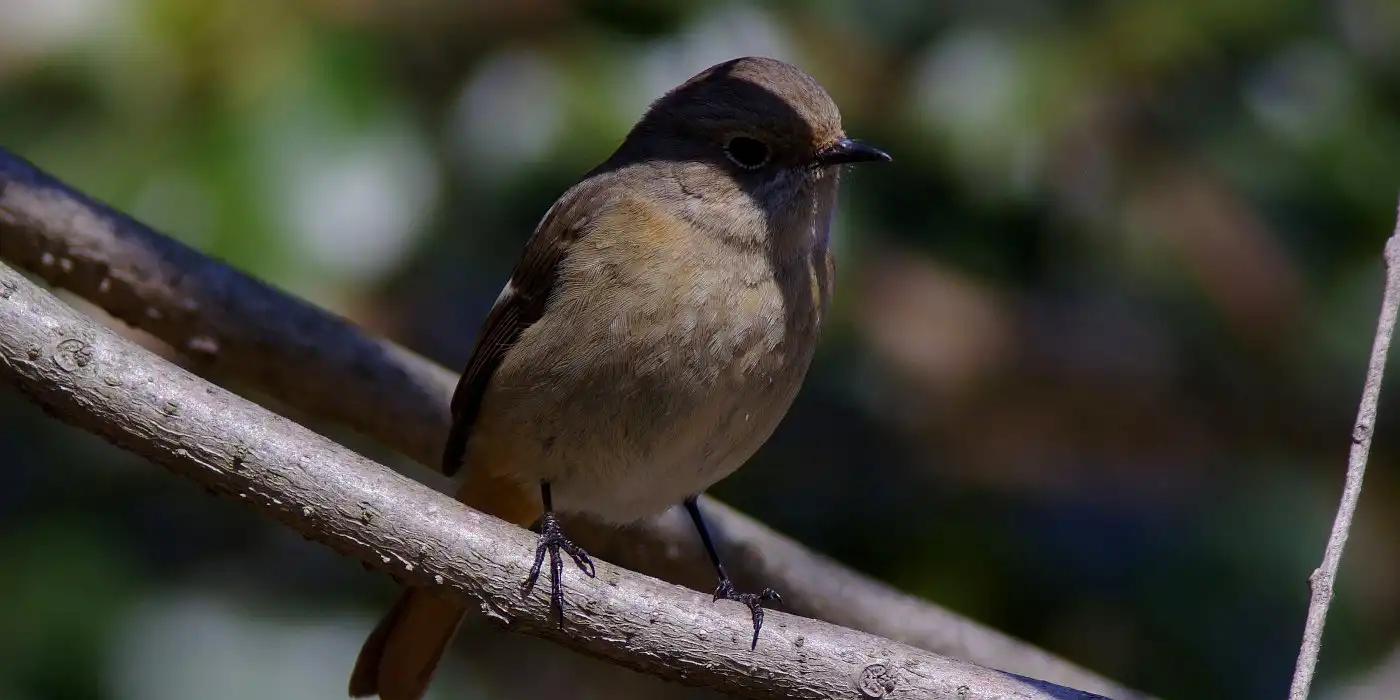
0, 261, 1113, 700
0, 151, 454, 464
0, 146, 1146, 699
1287, 200, 1400, 699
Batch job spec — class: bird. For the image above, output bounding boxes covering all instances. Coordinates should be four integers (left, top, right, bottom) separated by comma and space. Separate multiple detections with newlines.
348, 55, 890, 700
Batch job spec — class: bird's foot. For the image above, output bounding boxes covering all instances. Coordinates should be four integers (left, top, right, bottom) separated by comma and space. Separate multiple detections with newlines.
521, 512, 596, 624
713, 578, 782, 649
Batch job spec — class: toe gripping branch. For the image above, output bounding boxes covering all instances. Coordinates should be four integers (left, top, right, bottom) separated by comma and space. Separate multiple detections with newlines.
685, 496, 783, 649
522, 489, 596, 624
714, 578, 782, 649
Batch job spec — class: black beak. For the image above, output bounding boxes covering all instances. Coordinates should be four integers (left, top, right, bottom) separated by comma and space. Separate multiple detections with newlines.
815, 137, 892, 167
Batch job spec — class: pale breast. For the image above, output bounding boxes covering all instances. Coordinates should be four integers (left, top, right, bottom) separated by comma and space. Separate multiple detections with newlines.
467, 220, 829, 523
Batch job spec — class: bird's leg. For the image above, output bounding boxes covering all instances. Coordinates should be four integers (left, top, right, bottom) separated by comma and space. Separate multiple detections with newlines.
521, 481, 595, 624
684, 496, 782, 649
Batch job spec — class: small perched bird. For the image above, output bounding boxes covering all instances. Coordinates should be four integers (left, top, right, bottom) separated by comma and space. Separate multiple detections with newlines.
349, 56, 889, 700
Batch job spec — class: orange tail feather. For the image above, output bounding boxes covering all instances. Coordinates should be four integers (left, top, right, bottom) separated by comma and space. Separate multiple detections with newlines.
349, 472, 541, 699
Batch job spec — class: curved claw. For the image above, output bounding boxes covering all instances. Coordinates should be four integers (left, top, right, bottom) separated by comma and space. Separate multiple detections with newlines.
568, 548, 597, 578
760, 588, 783, 607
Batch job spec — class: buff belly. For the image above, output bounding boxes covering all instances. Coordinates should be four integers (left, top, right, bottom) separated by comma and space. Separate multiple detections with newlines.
464, 274, 818, 523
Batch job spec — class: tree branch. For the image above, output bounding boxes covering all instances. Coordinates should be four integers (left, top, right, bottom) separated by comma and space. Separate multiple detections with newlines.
0, 260, 1116, 700
1287, 199, 1400, 699
0, 145, 1147, 699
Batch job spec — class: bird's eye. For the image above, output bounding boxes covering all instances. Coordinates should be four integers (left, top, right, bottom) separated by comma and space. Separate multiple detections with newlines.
724, 136, 770, 170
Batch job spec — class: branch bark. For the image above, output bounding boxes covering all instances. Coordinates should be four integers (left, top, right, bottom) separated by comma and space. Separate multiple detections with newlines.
0, 145, 1147, 699
1287, 200, 1400, 699
0, 260, 1115, 700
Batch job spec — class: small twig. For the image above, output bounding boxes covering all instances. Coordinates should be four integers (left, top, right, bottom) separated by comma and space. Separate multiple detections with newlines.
1288, 197, 1400, 700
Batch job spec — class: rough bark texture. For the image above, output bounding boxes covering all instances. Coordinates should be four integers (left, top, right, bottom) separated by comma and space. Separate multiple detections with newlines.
0, 145, 1147, 699
0, 261, 1115, 700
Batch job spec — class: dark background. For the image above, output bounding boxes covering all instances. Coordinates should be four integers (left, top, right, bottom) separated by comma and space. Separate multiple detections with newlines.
2, 0, 1400, 698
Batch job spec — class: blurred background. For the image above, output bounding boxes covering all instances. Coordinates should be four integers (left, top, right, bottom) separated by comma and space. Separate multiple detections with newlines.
2, 0, 1400, 698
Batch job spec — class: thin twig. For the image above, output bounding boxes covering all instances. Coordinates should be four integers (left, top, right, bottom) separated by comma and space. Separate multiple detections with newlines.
0, 145, 1149, 699
0, 261, 1115, 700
1288, 197, 1400, 700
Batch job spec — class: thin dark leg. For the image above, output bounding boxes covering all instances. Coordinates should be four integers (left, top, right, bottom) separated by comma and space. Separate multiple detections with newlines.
683, 496, 781, 649
521, 482, 595, 625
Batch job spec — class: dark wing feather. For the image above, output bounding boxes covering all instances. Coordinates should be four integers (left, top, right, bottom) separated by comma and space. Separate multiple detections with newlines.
440, 186, 599, 476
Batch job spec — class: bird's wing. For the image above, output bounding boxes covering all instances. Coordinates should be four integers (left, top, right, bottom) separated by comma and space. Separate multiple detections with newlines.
440, 180, 608, 476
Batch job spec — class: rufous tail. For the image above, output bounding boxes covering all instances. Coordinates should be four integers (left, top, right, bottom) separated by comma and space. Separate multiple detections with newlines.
348, 472, 542, 700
